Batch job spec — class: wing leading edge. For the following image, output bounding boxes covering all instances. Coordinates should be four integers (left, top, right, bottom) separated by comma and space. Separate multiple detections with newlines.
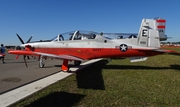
8, 50, 84, 61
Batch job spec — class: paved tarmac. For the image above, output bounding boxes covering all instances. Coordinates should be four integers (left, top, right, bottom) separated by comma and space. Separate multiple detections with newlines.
0, 52, 101, 107
0, 53, 71, 94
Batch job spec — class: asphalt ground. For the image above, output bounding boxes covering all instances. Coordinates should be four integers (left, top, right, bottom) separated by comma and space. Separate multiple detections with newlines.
0, 53, 73, 94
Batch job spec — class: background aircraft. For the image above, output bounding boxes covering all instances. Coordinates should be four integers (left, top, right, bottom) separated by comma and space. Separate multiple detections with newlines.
8, 17, 180, 72
0, 54, 5, 57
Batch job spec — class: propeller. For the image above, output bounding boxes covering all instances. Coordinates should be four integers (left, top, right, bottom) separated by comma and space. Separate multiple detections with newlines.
16, 33, 33, 67
23, 55, 28, 68
26, 35, 33, 43
16, 33, 25, 44
16, 33, 33, 44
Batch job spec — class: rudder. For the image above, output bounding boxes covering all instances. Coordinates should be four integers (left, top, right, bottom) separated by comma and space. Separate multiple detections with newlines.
137, 17, 166, 48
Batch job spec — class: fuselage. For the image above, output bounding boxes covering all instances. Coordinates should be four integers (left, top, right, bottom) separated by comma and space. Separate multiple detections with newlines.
22, 35, 162, 60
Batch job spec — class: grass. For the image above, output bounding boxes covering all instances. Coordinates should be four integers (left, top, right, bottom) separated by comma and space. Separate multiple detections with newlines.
11, 48, 180, 107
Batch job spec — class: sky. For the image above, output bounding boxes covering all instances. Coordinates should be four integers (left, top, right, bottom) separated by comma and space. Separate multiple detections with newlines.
0, 0, 180, 45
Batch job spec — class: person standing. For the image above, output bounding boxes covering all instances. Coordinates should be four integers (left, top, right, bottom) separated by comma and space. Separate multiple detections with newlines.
0, 44, 6, 63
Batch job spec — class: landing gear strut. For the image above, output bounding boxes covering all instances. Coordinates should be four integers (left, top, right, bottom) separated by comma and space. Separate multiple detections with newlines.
61, 59, 69, 72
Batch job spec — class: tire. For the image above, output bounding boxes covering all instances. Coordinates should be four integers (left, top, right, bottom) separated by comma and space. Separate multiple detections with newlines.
39, 61, 45, 68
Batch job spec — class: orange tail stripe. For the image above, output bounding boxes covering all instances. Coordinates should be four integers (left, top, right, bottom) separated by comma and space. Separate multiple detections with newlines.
157, 26, 165, 28
156, 20, 166, 23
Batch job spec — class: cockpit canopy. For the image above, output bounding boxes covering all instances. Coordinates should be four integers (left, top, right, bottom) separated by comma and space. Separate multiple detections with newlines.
51, 30, 99, 42
51, 30, 139, 42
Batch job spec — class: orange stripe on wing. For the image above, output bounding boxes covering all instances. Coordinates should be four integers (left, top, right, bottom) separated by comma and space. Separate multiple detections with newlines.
8, 50, 35, 55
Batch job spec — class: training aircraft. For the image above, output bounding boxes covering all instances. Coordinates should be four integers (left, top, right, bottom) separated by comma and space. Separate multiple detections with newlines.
8, 17, 180, 72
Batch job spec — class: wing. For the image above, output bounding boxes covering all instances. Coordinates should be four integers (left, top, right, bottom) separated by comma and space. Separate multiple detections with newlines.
8, 50, 84, 61
34, 52, 84, 61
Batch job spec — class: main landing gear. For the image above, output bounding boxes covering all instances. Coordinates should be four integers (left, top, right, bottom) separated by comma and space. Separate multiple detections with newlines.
61, 60, 82, 72
38, 57, 82, 72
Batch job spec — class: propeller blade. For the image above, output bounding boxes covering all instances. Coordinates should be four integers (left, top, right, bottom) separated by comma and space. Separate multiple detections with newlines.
23, 55, 28, 68
26, 36, 33, 43
16, 55, 19, 59
16, 33, 25, 44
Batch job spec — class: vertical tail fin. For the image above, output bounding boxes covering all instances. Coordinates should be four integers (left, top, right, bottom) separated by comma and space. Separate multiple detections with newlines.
137, 17, 166, 48
156, 18, 166, 41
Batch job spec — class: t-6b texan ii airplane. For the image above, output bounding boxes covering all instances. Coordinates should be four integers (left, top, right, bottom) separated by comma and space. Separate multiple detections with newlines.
8, 17, 180, 72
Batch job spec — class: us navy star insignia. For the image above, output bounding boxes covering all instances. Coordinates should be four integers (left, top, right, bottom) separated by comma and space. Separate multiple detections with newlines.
120, 44, 128, 52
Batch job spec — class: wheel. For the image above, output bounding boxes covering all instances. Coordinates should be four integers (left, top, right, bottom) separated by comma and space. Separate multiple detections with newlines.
74, 61, 81, 66
39, 61, 45, 68
39, 58, 45, 68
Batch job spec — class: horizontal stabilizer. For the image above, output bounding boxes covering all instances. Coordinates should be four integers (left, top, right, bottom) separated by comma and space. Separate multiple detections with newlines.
130, 57, 148, 62
152, 49, 180, 56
